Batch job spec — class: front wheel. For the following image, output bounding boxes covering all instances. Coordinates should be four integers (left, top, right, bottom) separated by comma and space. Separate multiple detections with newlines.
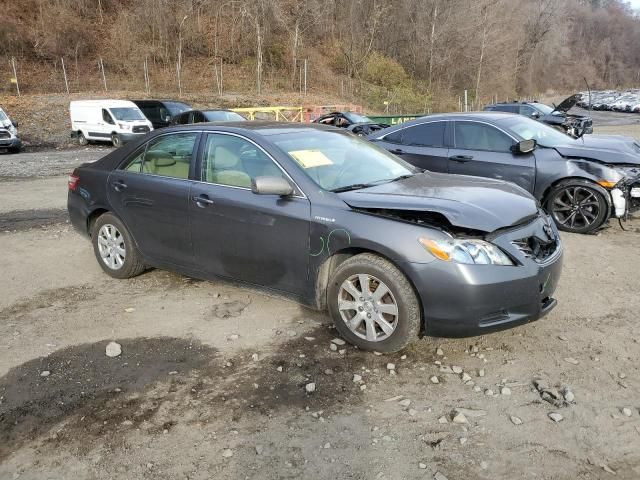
327, 253, 421, 353
111, 133, 122, 148
91, 212, 146, 279
546, 180, 609, 234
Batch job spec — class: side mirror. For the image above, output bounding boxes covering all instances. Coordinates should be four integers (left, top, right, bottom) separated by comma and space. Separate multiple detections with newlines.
251, 176, 294, 196
530, 112, 541, 119
513, 139, 537, 154
164, 115, 172, 122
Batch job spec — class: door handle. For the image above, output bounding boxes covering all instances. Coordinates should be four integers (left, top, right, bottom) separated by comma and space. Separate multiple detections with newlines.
390, 148, 405, 155
449, 155, 473, 162
111, 180, 127, 192
192, 194, 214, 207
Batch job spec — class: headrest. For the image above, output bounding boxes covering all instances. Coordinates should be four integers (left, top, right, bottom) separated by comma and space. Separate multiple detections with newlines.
146, 149, 176, 167
214, 145, 239, 169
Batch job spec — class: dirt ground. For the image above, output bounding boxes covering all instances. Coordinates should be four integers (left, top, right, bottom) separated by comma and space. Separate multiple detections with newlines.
1, 119, 639, 480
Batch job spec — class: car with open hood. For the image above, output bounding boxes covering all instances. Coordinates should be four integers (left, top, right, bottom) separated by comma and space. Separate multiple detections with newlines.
369, 112, 640, 234
68, 122, 562, 352
313, 111, 389, 136
485, 94, 593, 138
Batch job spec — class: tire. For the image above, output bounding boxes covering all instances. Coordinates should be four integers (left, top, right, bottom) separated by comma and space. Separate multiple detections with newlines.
91, 212, 146, 279
78, 131, 88, 146
327, 253, 420, 353
8, 146, 21, 154
111, 133, 122, 148
545, 180, 609, 234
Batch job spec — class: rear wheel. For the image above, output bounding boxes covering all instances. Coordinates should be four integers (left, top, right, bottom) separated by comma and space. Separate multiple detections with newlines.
91, 213, 145, 279
111, 133, 122, 148
327, 253, 420, 352
78, 131, 88, 146
546, 180, 609, 234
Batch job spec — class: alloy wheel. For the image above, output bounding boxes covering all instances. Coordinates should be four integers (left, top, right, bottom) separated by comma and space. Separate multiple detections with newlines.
97, 224, 126, 270
338, 273, 399, 342
551, 186, 601, 230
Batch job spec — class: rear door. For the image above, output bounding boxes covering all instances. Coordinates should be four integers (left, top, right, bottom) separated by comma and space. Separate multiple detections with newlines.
107, 131, 200, 267
189, 132, 311, 294
374, 121, 449, 172
448, 120, 535, 192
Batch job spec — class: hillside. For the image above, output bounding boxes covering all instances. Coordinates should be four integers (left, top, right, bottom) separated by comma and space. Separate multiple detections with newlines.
2, 0, 640, 117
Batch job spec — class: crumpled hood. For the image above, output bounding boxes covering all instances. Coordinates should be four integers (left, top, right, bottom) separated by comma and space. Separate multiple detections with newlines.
553, 94, 581, 113
339, 172, 539, 232
554, 134, 640, 165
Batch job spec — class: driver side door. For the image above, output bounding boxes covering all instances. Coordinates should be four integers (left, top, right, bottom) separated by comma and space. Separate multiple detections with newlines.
189, 132, 311, 295
448, 121, 536, 193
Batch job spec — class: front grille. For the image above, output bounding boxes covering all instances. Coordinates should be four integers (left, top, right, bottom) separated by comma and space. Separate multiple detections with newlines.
512, 236, 558, 263
0, 130, 10, 139
132, 125, 150, 134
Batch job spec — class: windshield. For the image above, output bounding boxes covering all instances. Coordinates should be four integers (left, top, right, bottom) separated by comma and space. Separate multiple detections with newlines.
534, 103, 554, 114
203, 111, 246, 122
498, 116, 574, 147
110, 108, 146, 121
164, 102, 191, 116
270, 130, 416, 191
343, 112, 373, 123
0, 109, 8, 122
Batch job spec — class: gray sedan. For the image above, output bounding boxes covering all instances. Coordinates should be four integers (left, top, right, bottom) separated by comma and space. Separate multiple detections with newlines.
68, 123, 562, 352
370, 113, 640, 234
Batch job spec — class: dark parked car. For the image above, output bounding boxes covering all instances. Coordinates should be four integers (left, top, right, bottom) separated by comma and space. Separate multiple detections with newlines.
171, 109, 246, 125
132, 100, 192, 129
68, 123, 562, 352
313, 111, 388, 136
370, 113, 640, 234
484, 95, 593, 137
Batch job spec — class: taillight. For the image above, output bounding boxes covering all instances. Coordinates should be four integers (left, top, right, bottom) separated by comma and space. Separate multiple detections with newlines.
68, 174, 80, 191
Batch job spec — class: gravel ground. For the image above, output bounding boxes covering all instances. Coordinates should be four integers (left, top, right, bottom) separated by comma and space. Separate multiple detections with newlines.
0, 147, 106, 181
0, 117, 639, 479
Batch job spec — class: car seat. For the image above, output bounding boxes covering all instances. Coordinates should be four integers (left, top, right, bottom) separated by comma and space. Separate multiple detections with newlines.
205, 143, 251, 188
143, 149, 190, 178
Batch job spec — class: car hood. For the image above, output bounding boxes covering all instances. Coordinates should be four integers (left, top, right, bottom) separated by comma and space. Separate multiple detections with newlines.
338, 172, 539, 232
553, 135, 640, 165
553, 94, 581, 113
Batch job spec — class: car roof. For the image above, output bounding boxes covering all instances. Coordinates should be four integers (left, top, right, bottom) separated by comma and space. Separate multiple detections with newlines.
394, 112, 519, 125
163, 121, 342, 136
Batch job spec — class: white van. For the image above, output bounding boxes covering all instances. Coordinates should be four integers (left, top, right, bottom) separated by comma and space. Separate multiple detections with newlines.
70, 100, 153, 147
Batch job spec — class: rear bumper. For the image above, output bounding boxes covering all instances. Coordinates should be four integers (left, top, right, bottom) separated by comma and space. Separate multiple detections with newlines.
68, 190, 91, 237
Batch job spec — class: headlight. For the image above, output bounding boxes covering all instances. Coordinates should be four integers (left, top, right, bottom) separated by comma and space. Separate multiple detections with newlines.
8, 125, 17, 135
419, 237, 514, 266
118, 123, 131, 130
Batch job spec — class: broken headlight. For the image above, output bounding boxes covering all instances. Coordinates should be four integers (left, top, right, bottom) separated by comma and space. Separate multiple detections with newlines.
418, 237, 514, 266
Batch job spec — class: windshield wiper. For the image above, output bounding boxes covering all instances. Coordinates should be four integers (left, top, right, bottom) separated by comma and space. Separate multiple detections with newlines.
331, 174, 417, 193
331, 183, 374, 193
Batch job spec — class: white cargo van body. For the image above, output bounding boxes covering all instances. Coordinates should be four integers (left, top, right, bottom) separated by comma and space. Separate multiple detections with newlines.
70, 100, 153, 147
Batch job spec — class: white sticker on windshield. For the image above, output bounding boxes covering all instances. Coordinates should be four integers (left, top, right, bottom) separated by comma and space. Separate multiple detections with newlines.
289, 149, 333, 168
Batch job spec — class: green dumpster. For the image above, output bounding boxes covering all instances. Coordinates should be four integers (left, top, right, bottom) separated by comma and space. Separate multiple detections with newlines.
367, 115, 424, 126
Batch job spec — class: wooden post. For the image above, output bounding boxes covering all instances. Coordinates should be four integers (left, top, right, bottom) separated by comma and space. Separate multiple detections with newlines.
144, 56, 150, 94
303, 58, 307, 96
61, 57, 70, 94
464, 89, 468, 112
10, 57, 20, 96
99, 58, 107, 92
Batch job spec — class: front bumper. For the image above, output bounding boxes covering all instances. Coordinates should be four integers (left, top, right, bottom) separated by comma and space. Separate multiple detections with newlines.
0, 136, 22, 150
405, 214, 563, 337
116, 132, 146, 144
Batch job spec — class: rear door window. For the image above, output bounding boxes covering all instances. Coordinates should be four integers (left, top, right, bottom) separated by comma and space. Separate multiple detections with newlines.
493, 104, 519, 113
120, 133, 198, 179
454, 121, 513, 152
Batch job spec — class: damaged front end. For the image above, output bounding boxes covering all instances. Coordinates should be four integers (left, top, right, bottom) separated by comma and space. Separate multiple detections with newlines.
613, 166, 640, 222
